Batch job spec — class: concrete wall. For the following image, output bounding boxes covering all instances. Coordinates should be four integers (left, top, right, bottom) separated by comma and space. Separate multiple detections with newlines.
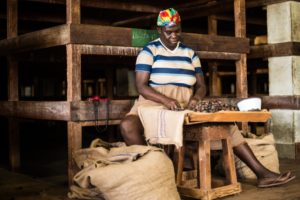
267, 1, 300, 159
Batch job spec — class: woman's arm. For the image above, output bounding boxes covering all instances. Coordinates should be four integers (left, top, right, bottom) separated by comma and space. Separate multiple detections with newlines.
135, 71, 181, 110
187, 73, 206, 109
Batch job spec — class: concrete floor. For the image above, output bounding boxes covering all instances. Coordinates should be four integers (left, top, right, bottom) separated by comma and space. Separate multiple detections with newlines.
0, 158, 299, 200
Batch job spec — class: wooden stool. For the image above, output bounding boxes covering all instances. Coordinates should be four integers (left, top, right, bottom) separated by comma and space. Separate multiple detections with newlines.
175, 123, 241, 200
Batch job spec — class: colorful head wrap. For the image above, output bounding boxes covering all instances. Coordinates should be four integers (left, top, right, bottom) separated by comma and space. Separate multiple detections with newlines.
157, 8, 181, 27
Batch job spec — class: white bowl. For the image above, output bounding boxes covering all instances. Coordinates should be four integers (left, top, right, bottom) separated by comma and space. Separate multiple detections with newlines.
237, 98, 262, 111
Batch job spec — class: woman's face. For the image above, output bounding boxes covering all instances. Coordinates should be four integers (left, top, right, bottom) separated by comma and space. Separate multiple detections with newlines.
158, 25, 182, 50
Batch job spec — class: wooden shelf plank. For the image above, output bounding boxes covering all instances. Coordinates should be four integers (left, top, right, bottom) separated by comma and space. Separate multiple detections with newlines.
187, 111, 272, 123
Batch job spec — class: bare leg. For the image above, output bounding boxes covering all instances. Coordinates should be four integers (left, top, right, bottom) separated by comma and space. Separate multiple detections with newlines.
233, 142, 278, 179
233, 142, 295, 187
120, 115, 146, 146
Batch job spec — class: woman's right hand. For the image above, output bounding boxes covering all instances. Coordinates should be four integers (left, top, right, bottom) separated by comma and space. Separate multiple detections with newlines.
162, 98, 182, 111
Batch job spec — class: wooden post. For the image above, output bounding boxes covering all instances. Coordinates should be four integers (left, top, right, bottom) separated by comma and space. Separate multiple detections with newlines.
208, 15, 221, 97
234, 0, 248, 133
66, 0, 81, 24
67, 44, 81, 101
7, 0, 18, 38
7, 0, 20, 171
8, 118, 20, 172
234, 0, 247, 98
66, 43, 82, 185
67, 121, 82, 185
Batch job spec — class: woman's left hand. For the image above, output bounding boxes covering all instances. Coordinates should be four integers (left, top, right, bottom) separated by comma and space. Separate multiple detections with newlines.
187, 97, 199, 110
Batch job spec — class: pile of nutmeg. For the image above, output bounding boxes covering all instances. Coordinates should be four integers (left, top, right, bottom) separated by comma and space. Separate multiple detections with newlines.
192, 100, 238, 113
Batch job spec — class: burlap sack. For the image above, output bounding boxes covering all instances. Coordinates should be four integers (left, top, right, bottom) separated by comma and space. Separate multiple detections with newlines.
235, 133, 280, 179
68, 141, 180, 200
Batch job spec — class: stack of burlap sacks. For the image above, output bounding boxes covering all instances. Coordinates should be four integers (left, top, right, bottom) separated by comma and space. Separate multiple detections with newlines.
68, 139, 180, 200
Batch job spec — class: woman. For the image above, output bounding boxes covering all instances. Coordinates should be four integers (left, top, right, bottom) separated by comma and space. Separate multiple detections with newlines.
120, 8, 295, 188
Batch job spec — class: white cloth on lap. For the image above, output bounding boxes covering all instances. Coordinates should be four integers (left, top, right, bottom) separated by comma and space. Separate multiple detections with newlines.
138, 106, 190, 148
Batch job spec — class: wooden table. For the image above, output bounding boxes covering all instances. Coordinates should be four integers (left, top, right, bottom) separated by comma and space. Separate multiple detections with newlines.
176, 111, 271, 200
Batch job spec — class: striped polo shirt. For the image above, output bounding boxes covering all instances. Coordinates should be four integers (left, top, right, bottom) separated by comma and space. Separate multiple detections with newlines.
135, 38, 203, 88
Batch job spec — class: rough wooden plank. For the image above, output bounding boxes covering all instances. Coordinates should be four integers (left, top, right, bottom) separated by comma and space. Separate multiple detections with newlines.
262, 95, 300, 109
66, 0, 80, 24
71, 100, 133, 121
79, 45, 140, 56
249, 42, 300, 59
7, 0, 18, 38
70, 24, 132, 46
187, 111, 272, 123
0, 25, 70, 55
0, 101, 70, 120
182, 32, 249, 53
8, 118, 20, 172
7, 56, 18, 101
234, 0, 248, 98
24, 0, 161, 13
67, 44, 81, 101
67, 121, 82, 185
236, 54, 248, 98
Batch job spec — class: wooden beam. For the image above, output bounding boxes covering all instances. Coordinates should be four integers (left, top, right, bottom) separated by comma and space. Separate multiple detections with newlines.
23, 0, 161, 13
0, 25, 70, 55
0, 101, 70, 120
7, 0, 18, 38
182, 32, 249, 53
71, 100, 134, 121
67, 121, 82, 185
249, 42, 300, 59
234, 0, 248, 98
8, 118, 20, 172
7, 56, 19, 101
79, 45, 140, 56
246, 0, 300, 8
67, 44, 81, 101
0, 24, 248, 57
261, 95, 300, 110
66, 0, 80, 24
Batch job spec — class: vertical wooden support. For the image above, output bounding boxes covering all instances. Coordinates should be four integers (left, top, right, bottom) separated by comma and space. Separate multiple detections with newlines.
7, 0, 18, 38
234, 0, 248, 133
234, 0, 247, 98
67, 43, 82, 185
208, 16, 221, 96
8, 118, 20, 172
66, 0, 81, 24
67, 122, 82, 185
7, 56, 18, 101
67, 44, 81, 102
7, 0, 20, 171
66, 0, 81, 185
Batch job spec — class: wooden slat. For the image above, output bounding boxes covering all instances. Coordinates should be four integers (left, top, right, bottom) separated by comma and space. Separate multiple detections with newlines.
0, 101, 70, 120
0, 24, 248, 56
234, 0, 248, 99
262, 95, 300, 109
182, 32, 249, 53
71, 100, 133, 121
67, 44, 81, 101
67, 121, 82, 185
187, 111, 272, 123
70, 24, 132, 47
23, 0, 161, 13
7, 0, 18, 38
0, 24, 70, 55
66, 0, 80, 24
7, 56, 18, 101
79, 45, 140, 56
249, 42, 300, 59
8, 118, 20, 172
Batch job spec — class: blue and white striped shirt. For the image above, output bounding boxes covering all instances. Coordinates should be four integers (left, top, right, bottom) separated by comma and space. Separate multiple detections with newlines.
136, 38, 203, 88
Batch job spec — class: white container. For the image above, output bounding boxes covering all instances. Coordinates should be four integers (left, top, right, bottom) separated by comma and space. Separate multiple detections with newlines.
237, 98, 262, 111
